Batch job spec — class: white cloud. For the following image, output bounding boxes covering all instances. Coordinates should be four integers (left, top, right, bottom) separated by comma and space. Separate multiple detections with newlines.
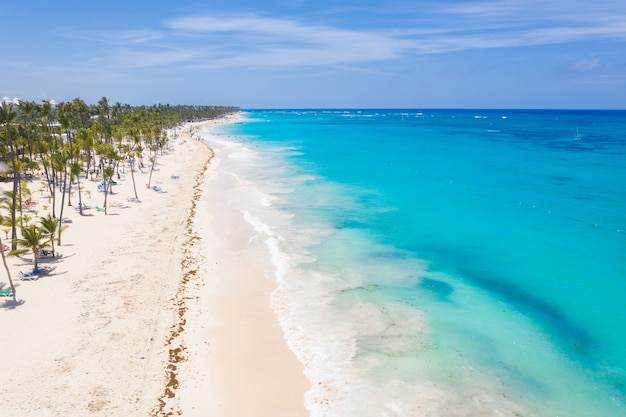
166, 15, 304, 35
572, 58, 601, 72
54, 5, 626, 71
404, 0, 626, 53
57, 28, 165, 45
163, 14, 411, 68
116, 29, 166, 44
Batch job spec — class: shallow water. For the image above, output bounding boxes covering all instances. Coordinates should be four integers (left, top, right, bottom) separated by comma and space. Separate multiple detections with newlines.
201, 109, 626, 417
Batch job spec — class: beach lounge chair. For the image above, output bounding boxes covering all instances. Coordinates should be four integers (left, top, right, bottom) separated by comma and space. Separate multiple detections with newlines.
18, 270, 39, 281
0, 289, 14, 297
33, 266, 51, 276
39, 249, 55, 258
96, 205, 105, 212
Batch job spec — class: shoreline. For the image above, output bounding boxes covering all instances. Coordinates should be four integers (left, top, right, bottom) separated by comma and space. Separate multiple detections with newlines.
0, 115, 309, 416
174, 119, 309, 416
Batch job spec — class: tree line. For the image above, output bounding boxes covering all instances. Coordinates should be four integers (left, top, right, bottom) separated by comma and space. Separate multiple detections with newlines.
0, 96, 239, 298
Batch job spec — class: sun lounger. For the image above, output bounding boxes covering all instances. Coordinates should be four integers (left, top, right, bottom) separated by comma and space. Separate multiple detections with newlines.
39, 249, 56, 258
33, 266, 51, 276
96, 205, 104, 211
0, 289, 14, 297
18, 271, 39, 281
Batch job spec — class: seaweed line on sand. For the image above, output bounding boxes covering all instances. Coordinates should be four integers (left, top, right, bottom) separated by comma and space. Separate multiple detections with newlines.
154, 144, 214, 416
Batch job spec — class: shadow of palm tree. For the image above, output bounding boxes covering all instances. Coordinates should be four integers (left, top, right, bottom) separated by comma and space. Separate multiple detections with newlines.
1, 297, 25, 309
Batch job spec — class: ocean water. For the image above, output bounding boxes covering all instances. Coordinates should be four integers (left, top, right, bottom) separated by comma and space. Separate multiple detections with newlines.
200, 109, 626, 417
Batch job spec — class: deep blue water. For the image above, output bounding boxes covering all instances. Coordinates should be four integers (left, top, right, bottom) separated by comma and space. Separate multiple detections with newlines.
202, 109, 626, 417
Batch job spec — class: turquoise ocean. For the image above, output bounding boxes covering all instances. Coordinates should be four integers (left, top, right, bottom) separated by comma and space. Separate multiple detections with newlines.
200, 109, 625, 417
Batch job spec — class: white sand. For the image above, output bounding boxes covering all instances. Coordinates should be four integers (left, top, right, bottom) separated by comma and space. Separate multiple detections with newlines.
0, 118, 309, 416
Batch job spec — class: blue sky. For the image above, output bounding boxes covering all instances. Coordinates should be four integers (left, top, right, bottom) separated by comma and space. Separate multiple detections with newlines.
2, 0, 626, 109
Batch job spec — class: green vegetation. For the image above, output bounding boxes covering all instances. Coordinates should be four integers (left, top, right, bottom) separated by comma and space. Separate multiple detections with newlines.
0, 97, 238, 297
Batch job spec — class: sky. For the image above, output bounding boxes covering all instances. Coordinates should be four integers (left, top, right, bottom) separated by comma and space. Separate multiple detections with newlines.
2, 0, 626, 109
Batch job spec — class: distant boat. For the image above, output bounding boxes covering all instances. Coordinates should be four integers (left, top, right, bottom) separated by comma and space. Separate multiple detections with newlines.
575, 127, 582, 141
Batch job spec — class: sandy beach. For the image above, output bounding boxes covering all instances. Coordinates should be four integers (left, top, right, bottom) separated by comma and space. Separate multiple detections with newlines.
0, 117, 309, 416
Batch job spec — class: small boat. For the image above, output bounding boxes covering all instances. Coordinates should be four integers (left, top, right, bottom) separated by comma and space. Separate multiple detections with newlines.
575, 127, 582, 141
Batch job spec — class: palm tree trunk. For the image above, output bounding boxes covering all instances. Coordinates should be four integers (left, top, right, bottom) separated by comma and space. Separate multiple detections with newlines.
0, 235, 16, 299
103, 185, 109, 215
18, 172, 24, 230
130, 158, 139, 201
32, 250, 39, 271
10, 146, 19, 250
148, 154, 156, 188
57, 173, 67, 245
67, 177, 73, 207
49, 232, 56, 257
77, 176, 84, 215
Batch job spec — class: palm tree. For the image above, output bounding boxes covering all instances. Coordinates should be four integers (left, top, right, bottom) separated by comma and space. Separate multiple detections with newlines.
0, 101, 20, 250
39, 214, 59, 257
74, 127, 96, 180
70, 161, 84, 214
12, 159, 28, 228
128, 150, 140, 201
135, 144, 145, 173
0, 213, 16, 299
147, 143, 159, 188
102, 166, 114, 215
96, 96, 111, 143
12, 224, 49, 271
119, 127, 141, 201
51, 149, 69, 243
18, 100, 39, 159
0, 189, 13, 207
96, 142, 118, 215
